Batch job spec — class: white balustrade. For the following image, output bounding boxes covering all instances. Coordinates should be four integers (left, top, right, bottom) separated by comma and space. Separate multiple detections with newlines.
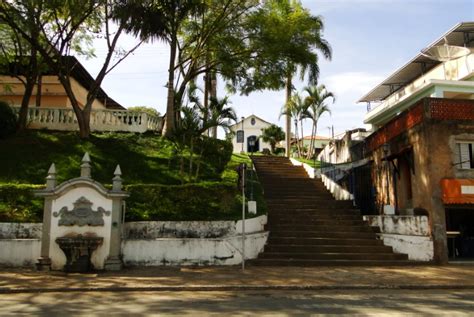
12, 107, 163, 133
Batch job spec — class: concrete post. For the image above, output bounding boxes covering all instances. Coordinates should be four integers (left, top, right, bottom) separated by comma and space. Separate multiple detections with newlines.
112, 165, 122, 191
36, 164, 56, 271
46, 163, 56, 190
105, 165, 125, 270
81, 152, 91, 178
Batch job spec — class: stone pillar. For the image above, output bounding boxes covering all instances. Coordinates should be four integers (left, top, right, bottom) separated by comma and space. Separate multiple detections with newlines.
81, 152, 91, 178
36, 163, 56, 271
105, 165, 127, 270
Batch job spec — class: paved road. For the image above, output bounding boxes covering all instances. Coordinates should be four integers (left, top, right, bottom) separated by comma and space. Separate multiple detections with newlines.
1, 289, 473, 316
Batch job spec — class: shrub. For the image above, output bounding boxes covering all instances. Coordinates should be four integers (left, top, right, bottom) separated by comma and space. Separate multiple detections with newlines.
0, 184, 44, 222
127, 106, 161, 117
125, 182, 240, 221
0, 101, 17, 139
125, 180, 266, 221
194, 137, 233, 178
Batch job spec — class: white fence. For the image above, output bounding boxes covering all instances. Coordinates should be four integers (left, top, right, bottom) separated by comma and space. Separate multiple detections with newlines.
14, 107, 163, 133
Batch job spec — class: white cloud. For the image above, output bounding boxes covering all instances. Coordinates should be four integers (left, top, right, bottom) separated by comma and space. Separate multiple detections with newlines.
325, 72, 384, 101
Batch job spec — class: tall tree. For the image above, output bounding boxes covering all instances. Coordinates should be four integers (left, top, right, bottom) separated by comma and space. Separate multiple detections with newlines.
303, 84, 334, 159
115, 0, 204, 137
303, 85, 334, 158
239, 0, 332, 156
0, 22, 42, 132
0, 0, 142, 138
281, 92, 306, 157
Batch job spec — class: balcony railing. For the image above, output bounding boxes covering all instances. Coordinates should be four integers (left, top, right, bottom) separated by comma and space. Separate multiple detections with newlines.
13, 107, 163, 133
365, 97, 474, 152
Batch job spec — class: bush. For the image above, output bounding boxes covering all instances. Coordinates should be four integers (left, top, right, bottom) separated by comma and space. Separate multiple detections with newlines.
125, 180, 266, 221
0, 101, 17, 139
0, 184, 44, 222
0, 177, 267, 222
274, 147, 285, 156
194, 137, 233, 178
125, 182, 240, 221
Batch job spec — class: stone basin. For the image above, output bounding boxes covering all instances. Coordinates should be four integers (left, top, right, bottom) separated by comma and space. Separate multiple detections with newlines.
55, 234, 103, 273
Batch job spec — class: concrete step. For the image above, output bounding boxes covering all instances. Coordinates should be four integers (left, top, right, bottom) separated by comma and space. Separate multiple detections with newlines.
267, 208, 360, 214
247, 259, 418, 266
267, 215, 364, 222
266, 224, 378, 233
267, 202, 355, 209
267, 237, 385, 246
264, 244, 394, 253
268, 231, 377, 239
259, 252, 408, 261
266, 219, 367, 226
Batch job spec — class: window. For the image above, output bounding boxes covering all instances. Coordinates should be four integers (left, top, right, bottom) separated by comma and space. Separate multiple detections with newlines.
456, 142, 474, 169
250, 118, 256, 125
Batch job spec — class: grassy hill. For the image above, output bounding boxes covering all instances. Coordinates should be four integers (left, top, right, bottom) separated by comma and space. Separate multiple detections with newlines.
0, 131, 232, 185
0, 131, 266, 222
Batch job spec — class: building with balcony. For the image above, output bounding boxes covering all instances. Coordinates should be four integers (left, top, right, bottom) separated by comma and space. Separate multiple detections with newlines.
0, 56, 162, 133
359, 22, 474, 263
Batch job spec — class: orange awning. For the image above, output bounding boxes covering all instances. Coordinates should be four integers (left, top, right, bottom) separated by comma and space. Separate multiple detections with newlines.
441, 179, 474, 204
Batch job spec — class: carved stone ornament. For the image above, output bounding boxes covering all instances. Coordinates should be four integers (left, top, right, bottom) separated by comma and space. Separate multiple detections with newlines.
53, 196, 111, 226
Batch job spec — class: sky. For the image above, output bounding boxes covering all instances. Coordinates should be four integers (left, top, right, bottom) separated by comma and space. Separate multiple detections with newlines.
77, 0, 474, 139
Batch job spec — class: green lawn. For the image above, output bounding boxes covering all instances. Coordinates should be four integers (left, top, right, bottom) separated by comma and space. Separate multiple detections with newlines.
295, 158, 322, 169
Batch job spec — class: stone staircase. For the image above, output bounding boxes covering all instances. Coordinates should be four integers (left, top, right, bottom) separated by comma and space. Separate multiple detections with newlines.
249, 155, 411, 266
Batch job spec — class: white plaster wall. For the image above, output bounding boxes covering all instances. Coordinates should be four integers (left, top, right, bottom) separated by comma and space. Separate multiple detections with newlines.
230, 116, 272, 153
125, 215, 267, 239
0, 223, 42, 239
235, 215, 267, 234
363, 216, 430, 236
122, 232, 268, 266
122, 216, 268, 266
321, 174, 353, 200
0, 239, 40, 267
377, 234, 434, 261
50, 187, 112, 270
290, 158, 320, 178
364, 215, 433, 261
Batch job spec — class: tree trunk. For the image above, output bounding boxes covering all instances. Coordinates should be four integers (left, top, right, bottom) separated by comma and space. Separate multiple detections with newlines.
285, 75, 292, 157
203, 72, 210, 136
189, 137, 194, 179
16, 80, 35, 132
210, 72, 217, 138
35, 75, 42, 108
57, 73, 91, 139
306, 122, 316, 159
300, 118, 304, 157
163, 34, 178, 138
294, 119, 301, 158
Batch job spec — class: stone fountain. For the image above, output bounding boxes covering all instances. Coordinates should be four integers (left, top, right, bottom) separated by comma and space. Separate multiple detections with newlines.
35, 153, 128, 272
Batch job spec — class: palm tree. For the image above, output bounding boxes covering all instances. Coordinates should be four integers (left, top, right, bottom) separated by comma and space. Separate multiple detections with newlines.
265, 0, 332, 156
204, 96, 237, 135
281, 92, 306, 157
115, 0, 203, 137
261, 124, 285, 154
303, 85, 334, 159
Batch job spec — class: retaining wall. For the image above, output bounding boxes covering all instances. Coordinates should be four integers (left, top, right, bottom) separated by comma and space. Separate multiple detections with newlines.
363, 215, 434, 261
0, 215, 268, 267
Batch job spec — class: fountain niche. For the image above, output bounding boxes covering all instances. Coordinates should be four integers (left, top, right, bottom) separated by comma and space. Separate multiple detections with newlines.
56, 234, 103, 272
35, 153, 129, 272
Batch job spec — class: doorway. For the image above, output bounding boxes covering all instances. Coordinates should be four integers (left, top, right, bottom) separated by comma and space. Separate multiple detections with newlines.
247, 135, 259, 153
446, 208, 474, 260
